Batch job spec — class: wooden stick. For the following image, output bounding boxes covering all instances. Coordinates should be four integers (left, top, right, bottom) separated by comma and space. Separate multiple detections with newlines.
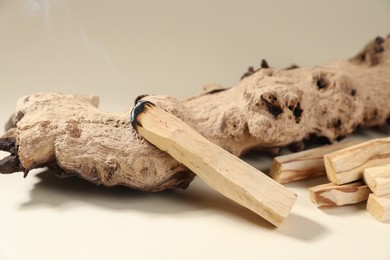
367, 193, 390, 222
131, 101, 297, 227
270, 140, 362, 184
324, 138, 390, 185
364, 165, 390, 196
308, 181, 370, 206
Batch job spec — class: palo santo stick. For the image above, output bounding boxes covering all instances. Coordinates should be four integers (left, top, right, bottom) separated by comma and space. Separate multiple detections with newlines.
309, 181, 370, 206
131, 101, 297, 227
324, 138, 390, 185
364, 165, 390, 196
367, 193, 390, 222
270, 140, 362, 184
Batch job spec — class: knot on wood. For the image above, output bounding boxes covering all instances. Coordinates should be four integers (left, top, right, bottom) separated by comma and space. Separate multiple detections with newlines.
260, 94, 283, 118
351, 35, 386, 66
241, 66, 256, 80
292, 102, 303, 123
313, 73, 331, 91
66, 120, 82, 138
240, 59, 270, 80
103, 157, 119, 182
219, 107, 247, 137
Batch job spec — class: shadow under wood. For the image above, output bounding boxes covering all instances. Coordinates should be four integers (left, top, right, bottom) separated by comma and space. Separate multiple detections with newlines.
319, 201, 367, 216
277, 213, 329, 241
21, 169, 274, 229
242, 150, 274, 173
284, 175, 330, 189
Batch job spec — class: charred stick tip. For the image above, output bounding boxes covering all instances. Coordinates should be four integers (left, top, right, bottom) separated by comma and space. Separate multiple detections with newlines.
130, 100, 156, 128
134, 94, 149, 106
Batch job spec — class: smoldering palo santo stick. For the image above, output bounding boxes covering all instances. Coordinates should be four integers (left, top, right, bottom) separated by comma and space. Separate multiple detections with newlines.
131, 100, 297, 227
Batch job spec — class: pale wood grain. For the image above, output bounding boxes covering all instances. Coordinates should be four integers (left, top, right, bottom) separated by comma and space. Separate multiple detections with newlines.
270, 140, 362, 184
309, 181, 370, 206
132, 101, 297, 227
364, 165, 390, 196
324, 138, 390, 185
367, 193, 390, 222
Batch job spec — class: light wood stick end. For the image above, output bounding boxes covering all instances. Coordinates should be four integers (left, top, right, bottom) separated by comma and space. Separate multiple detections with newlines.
367, 193, 390, 223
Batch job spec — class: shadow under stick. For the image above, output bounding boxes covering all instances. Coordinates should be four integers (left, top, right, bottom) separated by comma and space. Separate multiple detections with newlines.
131, 101, 297, 227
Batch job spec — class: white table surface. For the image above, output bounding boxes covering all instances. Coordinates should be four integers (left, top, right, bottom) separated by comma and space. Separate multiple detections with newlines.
1, 1, 390, 259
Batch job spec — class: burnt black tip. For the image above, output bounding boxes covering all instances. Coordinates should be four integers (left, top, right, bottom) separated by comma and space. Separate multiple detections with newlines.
134, 94, 149, 106
130, 100, 155, 128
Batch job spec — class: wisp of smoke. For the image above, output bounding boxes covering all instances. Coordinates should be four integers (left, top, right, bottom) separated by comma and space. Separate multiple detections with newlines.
20, 0, 118, 72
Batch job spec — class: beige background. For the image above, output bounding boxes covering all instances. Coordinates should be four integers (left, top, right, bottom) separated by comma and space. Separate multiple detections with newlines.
1, 1, 390, 259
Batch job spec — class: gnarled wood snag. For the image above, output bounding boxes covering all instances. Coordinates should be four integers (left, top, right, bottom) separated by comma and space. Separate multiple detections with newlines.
1, 35, 390, 192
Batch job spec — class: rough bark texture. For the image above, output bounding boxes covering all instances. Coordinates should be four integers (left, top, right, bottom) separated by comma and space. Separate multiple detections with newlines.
1, 35, 390, 191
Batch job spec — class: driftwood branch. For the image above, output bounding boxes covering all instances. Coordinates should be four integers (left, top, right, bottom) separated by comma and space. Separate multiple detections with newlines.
1, 35, 390, 191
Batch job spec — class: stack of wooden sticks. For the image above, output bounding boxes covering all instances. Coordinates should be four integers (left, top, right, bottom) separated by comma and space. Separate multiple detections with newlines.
270, 138, 390, 222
